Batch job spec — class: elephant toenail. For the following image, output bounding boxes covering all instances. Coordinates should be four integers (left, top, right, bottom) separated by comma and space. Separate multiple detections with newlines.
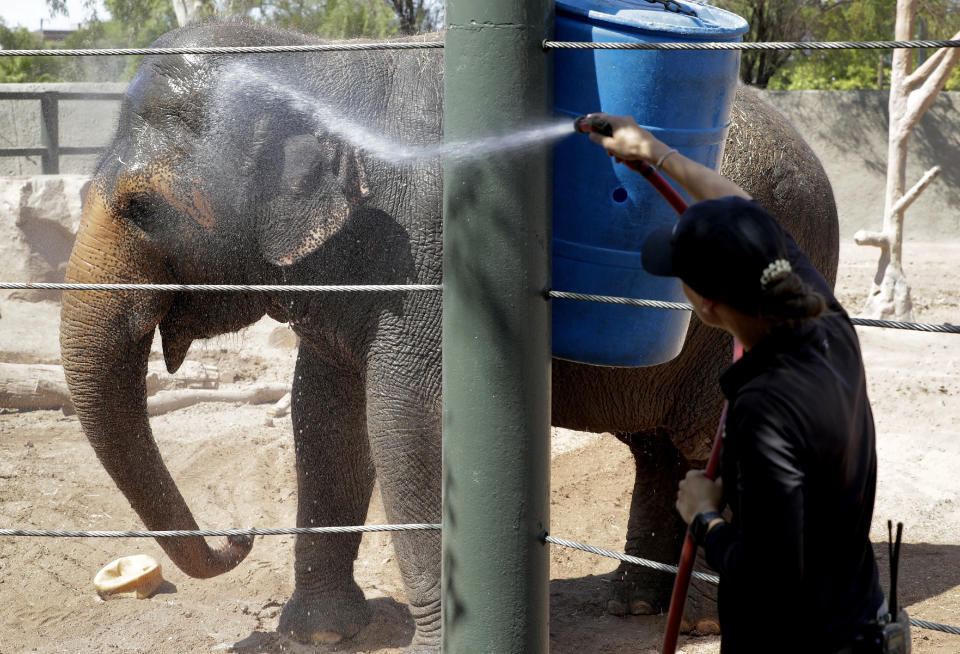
629, 599, 657, 615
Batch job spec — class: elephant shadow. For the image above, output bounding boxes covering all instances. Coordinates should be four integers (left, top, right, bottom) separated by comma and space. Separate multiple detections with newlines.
877, 541, 960, 612
221, 540, 960, 651
543, 540, 960, 646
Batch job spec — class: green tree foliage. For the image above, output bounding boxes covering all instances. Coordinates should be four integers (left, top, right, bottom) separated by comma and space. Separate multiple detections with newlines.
17, 0, 440, 82
105, 0, 179, 46
388, 0, 432, 35
0, 21, 65, 82
770, 0, 898, 90
217, 0, 403, 38
54, 0, 178, 81
712, 0, 822, 87
715, 0, 960, 90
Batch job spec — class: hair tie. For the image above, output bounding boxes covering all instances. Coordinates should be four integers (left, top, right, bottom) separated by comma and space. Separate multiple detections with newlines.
759, 258, 792, 289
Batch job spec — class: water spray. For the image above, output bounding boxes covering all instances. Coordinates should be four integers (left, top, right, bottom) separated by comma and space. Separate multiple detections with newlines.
217, 63, 573, 166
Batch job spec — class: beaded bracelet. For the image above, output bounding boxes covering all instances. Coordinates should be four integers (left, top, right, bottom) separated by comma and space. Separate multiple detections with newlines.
655, 148, 678, 170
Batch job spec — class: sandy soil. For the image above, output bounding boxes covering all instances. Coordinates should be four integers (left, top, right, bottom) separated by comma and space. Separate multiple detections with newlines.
0, 240, 958, 654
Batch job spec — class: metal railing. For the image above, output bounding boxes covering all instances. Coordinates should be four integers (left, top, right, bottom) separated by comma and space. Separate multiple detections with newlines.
0, 89, 123, 173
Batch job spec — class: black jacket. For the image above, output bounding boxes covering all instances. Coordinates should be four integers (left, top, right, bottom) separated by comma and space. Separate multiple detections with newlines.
703, 234, 885, 653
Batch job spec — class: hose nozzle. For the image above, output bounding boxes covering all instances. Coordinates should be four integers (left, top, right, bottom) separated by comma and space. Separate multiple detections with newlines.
573, 114, 613, 137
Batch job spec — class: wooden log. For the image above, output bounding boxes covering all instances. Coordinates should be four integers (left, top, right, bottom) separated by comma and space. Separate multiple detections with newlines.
0, 363, 290, 416
146, 360, 220, 394
0, 362, 286, 416
267, 392, 292, 418
147, 383, 290, 416
0, 362, 73, 411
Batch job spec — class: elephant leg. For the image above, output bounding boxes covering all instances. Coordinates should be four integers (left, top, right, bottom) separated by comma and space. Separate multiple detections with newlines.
607, 430, 720, 634
607, 430, 686, 616
278, 346, 375, 644
365, 378, 442, 652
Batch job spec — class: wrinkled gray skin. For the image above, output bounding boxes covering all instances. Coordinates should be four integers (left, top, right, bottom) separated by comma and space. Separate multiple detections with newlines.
60, 22, 838, 651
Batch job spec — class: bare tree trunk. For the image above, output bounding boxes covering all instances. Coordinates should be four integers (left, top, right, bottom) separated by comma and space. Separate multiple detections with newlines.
855, 0, 960, 320
171, 0, 212, 27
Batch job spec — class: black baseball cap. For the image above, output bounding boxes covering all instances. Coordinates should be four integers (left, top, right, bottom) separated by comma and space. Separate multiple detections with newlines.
641, 196, 789, 314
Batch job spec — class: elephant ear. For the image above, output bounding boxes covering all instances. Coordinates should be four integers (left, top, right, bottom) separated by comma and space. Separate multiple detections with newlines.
256, 134, 370, 267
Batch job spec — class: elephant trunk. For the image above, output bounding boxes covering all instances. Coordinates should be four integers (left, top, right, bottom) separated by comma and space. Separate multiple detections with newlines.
59, 185, 252, 578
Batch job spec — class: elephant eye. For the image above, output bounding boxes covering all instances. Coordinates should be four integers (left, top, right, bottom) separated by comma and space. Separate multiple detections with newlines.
123, 193, 168, 234
281, 135, 323, 191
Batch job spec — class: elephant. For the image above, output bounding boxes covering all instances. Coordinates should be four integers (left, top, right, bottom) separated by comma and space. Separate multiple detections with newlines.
59, 21, 838, 652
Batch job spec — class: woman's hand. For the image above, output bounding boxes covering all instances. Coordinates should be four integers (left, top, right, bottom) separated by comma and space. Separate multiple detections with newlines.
585, 113, 673, 165
583, 111, 751, 203
676, 470, 723, 525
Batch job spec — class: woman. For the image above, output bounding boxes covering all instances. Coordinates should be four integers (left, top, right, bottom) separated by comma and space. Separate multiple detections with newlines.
586, 113, 896, 653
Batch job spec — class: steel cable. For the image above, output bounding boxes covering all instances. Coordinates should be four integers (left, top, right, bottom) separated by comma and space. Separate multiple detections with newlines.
549, 290, 692, 311
544, 534, 719, 584
545, 534, 960, 636
543, 39, 960, 52
846, 317, 960, 333
3, 283, 954, 334
0, 42, 445, 57
2, 525, 955, 635
0, 524, 440, 538
3, 40, 960, 58
0, 282, 441, 293
909, 618, 960, 636
548, 291, 960, 334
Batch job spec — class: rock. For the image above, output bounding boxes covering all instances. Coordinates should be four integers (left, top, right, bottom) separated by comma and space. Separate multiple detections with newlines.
0, 175, 89, 302
268, 325, 299, 349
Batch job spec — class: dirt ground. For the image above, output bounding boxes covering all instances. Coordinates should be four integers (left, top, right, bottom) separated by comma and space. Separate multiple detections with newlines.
0, 240, 958, 654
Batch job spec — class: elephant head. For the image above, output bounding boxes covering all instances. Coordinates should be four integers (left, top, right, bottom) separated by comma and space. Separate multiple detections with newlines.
59, 50, 374, 578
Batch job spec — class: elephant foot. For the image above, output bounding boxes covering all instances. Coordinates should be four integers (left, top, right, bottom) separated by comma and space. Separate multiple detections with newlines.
679, 575, 721, 636
405, 598, 441, 653
278, 583, 371, 644
604, 563, 720, 637
604, 564, 672, 617
606, 597, 657, 617
406, 639, 441, 654
679, 617, 722, 636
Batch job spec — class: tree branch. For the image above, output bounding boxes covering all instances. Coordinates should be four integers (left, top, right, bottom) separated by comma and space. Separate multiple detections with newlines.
903, 27, 960, 91
904, 43, 960, 126
854, 230, 890, 249
890, 165, 941, 216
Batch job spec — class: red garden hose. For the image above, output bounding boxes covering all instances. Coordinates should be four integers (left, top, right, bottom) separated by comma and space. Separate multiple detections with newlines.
660, 338, 742, 654
574, 115, 742, 653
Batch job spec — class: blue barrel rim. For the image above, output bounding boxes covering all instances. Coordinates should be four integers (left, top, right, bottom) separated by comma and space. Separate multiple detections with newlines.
551, 0, 744, 366
555, 0, 749, 38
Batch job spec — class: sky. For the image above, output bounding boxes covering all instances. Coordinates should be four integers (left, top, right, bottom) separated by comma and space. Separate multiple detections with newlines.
1, 0, 109, 32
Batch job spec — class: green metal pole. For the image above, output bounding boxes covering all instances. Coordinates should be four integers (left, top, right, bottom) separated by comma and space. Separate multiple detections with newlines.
441, 0, 553, 652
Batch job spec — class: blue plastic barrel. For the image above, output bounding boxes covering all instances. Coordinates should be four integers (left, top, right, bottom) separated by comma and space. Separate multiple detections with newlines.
552, 0, 747, 367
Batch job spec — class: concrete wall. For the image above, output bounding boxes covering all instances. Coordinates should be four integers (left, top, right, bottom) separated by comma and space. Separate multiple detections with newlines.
0, 83, 127, 177
757, 90, 960, 242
